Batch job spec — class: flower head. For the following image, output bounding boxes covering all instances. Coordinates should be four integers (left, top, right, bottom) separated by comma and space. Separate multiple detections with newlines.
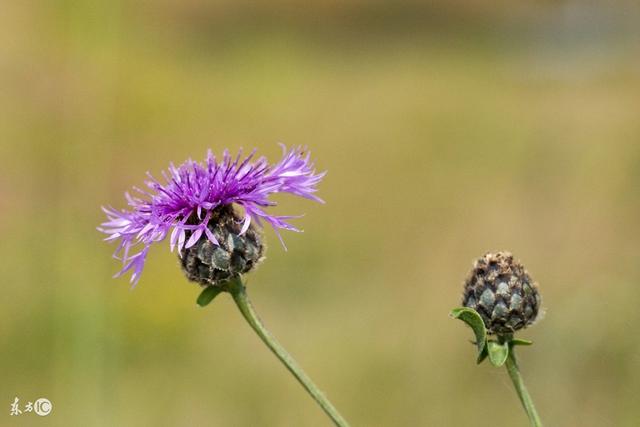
99, 145, 324, 285
462, 251, 541, 334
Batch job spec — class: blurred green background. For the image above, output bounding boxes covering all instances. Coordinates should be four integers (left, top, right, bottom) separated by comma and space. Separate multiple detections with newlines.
2, 1, 640, 426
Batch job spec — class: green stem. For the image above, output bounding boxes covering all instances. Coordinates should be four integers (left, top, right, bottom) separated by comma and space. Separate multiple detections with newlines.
227, 277, 350, 427
505, 347, 543, 427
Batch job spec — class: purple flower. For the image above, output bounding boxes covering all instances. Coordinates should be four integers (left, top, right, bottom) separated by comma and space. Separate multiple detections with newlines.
99, 145, 325, 285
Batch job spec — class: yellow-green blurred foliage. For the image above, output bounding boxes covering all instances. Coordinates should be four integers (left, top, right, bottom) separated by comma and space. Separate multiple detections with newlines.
2, 1, 640, 426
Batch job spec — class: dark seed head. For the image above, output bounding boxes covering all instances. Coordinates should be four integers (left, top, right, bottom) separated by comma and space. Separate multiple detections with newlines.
180, 205, 265, 287
462, 251, 541, 335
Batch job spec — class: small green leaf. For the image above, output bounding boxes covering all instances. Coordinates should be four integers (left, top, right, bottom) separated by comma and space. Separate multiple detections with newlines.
197, 286, 223, 307
476, 345, 489, 364
510, 338, 533, 346
450, 307, 487, 354
487, 340, 509, 367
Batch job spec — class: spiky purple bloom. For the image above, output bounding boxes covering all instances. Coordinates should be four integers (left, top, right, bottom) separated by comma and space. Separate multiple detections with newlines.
99, 145, 325, 285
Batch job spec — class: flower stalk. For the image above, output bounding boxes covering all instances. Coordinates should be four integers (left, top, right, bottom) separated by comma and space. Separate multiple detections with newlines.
504, 346, 542, 427
226, 276, 350, 427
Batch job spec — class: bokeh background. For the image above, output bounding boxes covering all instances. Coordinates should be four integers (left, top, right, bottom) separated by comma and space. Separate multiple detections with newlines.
2, 1, 640, 426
